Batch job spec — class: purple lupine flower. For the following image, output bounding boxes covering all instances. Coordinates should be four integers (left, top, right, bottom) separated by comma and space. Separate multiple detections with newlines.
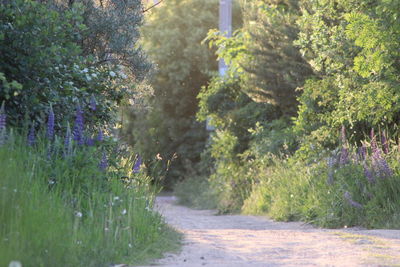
73, 105, 85, 145
0, 101, 5, 132
89, 95, 96, 111
64, 123, 72, 157
132, 155, 142, 173
99, 151, 108, 171
27, 123, 35, 146
86, 137, 95, 146
339, 147, 349, 165
377, 157, 393, 178
0, 101, 6, 146
363, 162, 375, 183
357, 145, 367, 162
371, 148, 393, 178
344, 191, 363, 209
97, 130, 103, 142
47, 104, 55, 140
381, 131, 389, 154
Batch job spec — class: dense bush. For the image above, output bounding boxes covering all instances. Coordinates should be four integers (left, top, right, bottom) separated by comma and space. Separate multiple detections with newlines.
294, 0, 400, 148
0, 0, 148, 130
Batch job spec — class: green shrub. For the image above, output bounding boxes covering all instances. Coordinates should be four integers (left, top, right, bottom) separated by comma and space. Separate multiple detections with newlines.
0, 0, 146, 130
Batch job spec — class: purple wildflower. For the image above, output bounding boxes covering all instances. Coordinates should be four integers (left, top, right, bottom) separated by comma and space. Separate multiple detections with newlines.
344, 191, 363, 209
381, 131, 389, 154
27, 123, 35, 146
0, 101, 5, 132
132, 155, 142, 173
339, 147, 349, 165
47, 104, 55, 140
372, 148, 393, 178
357, 145, 367, 162
86, 137, 95, 146
363, 162, 375, 183
97, 130, 103, 142
99, 151, 108, 171
73, 105, 85, 145
0, 101, 6, 146
89, 95, 96, 111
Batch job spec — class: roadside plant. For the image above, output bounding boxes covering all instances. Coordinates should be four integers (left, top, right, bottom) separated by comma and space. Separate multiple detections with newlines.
46, 105, 55, 140
27, 123, 35, 146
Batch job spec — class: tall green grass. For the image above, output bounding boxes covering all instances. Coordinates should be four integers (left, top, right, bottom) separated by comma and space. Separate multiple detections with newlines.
242, 142, 400, 229
0, 134, 180, 267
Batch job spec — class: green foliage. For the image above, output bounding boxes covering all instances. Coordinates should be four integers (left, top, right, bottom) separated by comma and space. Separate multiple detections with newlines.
203, 0, 312, 115
54, 0, 151, 81
294, 0, 400, 148
194, 0, 309, 212
0, 0, 148, 130
239, 0, 313, 114
123, 0, 241, 186
189, 0, 400, 228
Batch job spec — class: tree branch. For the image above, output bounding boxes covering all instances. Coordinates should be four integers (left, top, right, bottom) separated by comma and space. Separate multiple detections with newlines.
142, 0, 165, 13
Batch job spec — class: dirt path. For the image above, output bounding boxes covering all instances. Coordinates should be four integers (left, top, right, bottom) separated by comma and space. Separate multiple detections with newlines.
141, 196, 400, 267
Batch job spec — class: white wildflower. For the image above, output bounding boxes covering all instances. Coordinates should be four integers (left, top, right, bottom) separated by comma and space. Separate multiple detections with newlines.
121, 209, 127, 215
75, 211, 83, 218
8, 261, 22, 267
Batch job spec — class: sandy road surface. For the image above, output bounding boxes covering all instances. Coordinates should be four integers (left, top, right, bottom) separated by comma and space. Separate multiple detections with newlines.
140, 196, 400, 267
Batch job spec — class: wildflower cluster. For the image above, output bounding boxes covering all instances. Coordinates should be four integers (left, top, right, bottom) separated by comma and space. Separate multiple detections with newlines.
0, 102, 143, 174
327, 126, 397, 209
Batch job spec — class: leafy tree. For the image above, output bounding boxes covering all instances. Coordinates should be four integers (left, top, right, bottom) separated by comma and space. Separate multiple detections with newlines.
49, 0, 151, 81
123, 0, 241, 185
0, 0, 149, 131
294, 0, 400, 149
239, 0, 312, 115
206, 0, 313, 115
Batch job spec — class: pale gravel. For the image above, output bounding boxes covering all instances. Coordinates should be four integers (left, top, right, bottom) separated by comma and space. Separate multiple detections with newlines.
138, 196, 400, 267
